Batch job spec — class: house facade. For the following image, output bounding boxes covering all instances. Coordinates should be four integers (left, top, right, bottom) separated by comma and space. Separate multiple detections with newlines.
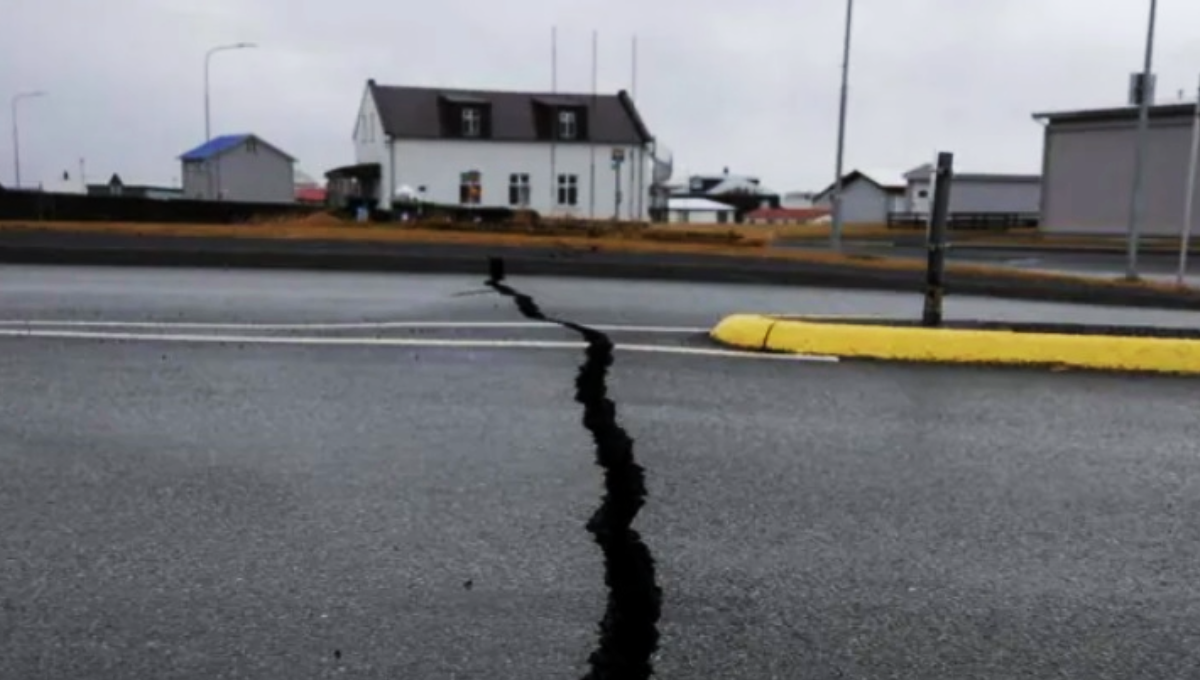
903, 163, 1040, 216
1033, 103, 1198, 235
813, 170, 906, 225
352, 80, 655, 219
180, 134, 296, 203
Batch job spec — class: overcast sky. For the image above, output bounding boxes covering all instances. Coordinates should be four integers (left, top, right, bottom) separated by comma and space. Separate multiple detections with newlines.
4, 0, 1200, 192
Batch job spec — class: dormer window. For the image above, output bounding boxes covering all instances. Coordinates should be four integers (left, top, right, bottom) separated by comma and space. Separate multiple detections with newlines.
558, 110, 577, 139
462, 107, 481, 137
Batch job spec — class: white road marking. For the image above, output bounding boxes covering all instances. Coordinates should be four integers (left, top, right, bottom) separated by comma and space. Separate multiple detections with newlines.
0, 328, 836, 362
0, 319, 710, 334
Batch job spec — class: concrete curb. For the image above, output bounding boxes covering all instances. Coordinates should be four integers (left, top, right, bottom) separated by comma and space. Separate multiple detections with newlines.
710, 314, 1200, 375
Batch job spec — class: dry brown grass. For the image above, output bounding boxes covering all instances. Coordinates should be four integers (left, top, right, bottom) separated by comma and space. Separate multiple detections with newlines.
1, 218, 1193, 295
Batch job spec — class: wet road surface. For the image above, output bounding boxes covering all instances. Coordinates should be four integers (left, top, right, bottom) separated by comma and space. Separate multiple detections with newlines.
3, 265, 1200, 679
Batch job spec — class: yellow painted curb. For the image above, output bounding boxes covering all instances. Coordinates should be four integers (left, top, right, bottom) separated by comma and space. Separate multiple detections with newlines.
710, 314, 1200, 374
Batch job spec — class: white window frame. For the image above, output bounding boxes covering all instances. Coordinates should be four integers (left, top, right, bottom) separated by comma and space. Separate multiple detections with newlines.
558, 110, 577, 140
556, 173, 579, 207
460, 170, 482, 205
509, 173, 531, 207
462, 107, 481, 137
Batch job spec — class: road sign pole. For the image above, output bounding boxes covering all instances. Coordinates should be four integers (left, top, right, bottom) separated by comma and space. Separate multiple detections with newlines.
922, 151, 954, 327
1177, 76, 1200, 287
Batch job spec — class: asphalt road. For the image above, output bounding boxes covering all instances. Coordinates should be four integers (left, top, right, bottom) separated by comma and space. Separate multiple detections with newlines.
3, 265, 1200, 679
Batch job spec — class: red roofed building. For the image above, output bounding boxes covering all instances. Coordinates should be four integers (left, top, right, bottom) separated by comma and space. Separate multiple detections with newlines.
745, 207, 830, 225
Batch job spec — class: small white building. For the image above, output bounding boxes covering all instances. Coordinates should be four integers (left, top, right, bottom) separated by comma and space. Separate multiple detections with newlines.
667, 197, 735, 223
812, 169, 907, 225
350, 80, 656, 219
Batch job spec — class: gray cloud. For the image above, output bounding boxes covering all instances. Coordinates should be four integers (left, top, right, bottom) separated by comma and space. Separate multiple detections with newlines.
4, 0, 1199, 193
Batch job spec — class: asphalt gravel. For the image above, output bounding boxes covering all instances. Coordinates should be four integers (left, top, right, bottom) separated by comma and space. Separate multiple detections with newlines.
2, 265, 1200, 679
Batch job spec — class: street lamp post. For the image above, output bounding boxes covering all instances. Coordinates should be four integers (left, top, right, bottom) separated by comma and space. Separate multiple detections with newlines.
10, 90, 46, 189
204, 42, 256, 142
1125, 0, 1159, 280
203, 42, 256, 199
830, 0, 854, 251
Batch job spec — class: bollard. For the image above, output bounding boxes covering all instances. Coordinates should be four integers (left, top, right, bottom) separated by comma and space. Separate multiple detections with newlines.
922, 152, 954, 327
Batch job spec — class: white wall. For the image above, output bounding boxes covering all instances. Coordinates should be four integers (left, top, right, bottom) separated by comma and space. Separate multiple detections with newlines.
353, 85, 386, 166
906, 177, 1039, 214
669, 209, 730, 224
384, 139, 649, 219
816, 178, 891, 224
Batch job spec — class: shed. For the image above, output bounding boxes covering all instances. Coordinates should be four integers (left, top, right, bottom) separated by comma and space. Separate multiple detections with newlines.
179, 133, 296, 203
1033, 103, 1198, 235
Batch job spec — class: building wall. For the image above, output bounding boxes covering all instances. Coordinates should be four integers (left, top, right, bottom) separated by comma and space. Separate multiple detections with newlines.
384, 139, 649, 219
906, 177, 1040, 214
669, 209, 730, 224
816, 178, 890, 224
1042, 117, 1196, 235
182, 142, 294, 203
354, 85, 387, 166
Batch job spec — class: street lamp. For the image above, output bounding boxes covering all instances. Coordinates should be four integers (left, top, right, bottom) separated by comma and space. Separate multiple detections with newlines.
204, 42, 256, 142
1125, 0, 1158, 280
204, 42, 256, 200
830, 0, 854, 250
11, 90, 46, 189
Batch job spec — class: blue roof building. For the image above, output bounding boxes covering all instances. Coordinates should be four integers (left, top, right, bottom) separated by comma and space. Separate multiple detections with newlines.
179, 133, 296, 203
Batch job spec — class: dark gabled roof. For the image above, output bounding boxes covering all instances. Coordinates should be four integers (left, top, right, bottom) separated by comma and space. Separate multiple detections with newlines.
366, 81, 652, 144
813, 170, 903, 200
1032, 103, 1197, 125
179, 134, 296, 162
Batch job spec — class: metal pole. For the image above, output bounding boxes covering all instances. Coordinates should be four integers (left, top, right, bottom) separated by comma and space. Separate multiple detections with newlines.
203, 42, 256, 199
589, 30, 598, 220
1177, 76, 1200, 286
10, 97, 18, 189
923, 152, 954, 327
631, 34, 642, 220
1125, 0, 1158, 280
830, 0, 854, 250
10, 91, 46, 189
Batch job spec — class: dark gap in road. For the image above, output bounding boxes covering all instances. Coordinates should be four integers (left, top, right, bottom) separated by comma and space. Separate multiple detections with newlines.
485, 257, 662, 680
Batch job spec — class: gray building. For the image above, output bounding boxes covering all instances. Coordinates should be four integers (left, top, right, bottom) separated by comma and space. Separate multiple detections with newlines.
1033, 103, 1199, 235
903, 164, 1040, 216
813, 170, 906, 225
180, 134, 295, 203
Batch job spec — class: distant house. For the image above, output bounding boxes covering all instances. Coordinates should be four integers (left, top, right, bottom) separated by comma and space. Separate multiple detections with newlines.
666, 170, 780, 222
902, 163, 1040, 217
340, 79, 656, 219
1033, 103, 1196, 235
667, 197, 736, 223
40, 169, 87, 195
813, 169, 907, 225
87, 173, 182, 200
179, 134, 296, 203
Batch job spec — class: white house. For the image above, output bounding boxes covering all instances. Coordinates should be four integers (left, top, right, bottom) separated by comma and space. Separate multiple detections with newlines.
813, 169, 907, 225
667, 197, 735, 223
350, 79, 655, 219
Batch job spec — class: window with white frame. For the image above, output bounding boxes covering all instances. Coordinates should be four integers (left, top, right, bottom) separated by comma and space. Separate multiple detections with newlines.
462, 107, 481, 137
558, 109, 577, 140
509, 173, 531, 207
556, 174, 578, 206
460, 170, 482, 204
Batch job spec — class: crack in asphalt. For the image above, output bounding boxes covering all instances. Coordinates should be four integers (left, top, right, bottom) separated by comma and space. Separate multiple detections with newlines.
485, 257, 662, 680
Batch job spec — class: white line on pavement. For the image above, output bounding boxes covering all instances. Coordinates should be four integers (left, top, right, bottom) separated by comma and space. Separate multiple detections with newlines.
0, 328, 836, 362
0, 319, 711, 334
